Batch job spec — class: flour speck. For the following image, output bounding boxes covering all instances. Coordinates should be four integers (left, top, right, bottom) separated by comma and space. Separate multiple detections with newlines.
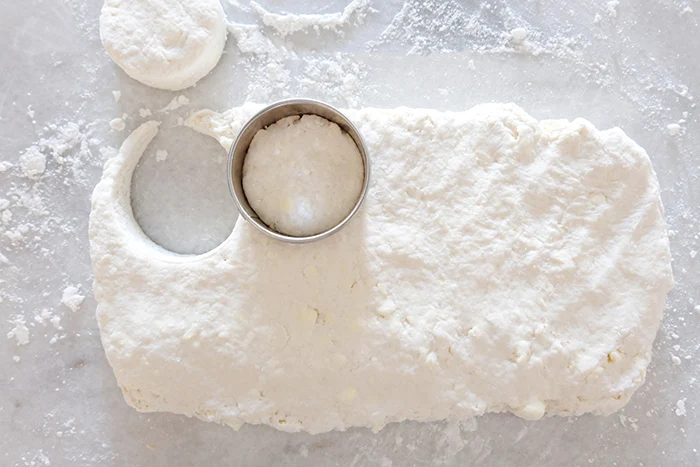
19, 146, 47, 179
7, 317, 30, 346
61, 286, 85, 312
159, 95, 190, 113
511, 28, 528, 43
675, 399, 686, 416
156, 149, 169, 162
109, 118, 126, 131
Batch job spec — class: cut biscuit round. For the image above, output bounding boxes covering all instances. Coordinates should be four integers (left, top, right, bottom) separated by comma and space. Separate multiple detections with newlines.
99, 0, 228, 91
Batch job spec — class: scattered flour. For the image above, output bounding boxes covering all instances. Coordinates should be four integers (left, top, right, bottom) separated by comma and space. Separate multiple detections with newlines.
299, 54, 368, 107
112, 90, 121, 103
139, 108, 152, 118
1, 118, 97, 355
34, 309, 63, 330
17, 120, 87, 177
510, 27, 528, 43
159, 95, 190, 113
155, 149, 169, 162
109, 118, 126, 131
374, 0, 588, 60
228, 23, 283, 56
7, 317, 30, 346
4, 228, 24, 243
99, 146, 117, 160
61, 286, 85, 312
229, 22, 370, 107
50, 315, 62, 329
251, 0, 373, 37
675, 399, 686, 416
298, 444, 309, 458
667, 123, 681, 136
35, 122, 86, 164
19, 146, 47, 179
618, 414, 639, 432
607, 0, 620, 18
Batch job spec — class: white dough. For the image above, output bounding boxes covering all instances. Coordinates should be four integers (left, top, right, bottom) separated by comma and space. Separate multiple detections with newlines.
243, 114, 364, 237
99, 0, 228, 91
90, 103, 673, 434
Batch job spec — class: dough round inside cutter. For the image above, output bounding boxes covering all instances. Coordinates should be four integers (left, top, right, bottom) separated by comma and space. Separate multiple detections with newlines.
228, 99, 371, 243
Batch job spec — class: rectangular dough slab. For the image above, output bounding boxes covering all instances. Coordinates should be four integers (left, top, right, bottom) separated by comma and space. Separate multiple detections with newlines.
89, 103, 673, 434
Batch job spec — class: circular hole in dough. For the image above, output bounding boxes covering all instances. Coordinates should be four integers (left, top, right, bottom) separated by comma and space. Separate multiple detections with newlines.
131, 127, 236, 255
99, 0, 228, 91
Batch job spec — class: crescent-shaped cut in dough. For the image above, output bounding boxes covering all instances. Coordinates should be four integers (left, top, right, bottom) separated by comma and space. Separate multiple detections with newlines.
89, 103, 673, 434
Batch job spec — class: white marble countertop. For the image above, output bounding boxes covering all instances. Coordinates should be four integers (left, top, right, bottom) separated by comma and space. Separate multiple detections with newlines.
1, 0, 698, 465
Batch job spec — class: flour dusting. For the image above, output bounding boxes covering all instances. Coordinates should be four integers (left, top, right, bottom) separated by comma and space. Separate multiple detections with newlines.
7, 317, 30, 346
61, 286, 85, 312
252, 0, 373, 37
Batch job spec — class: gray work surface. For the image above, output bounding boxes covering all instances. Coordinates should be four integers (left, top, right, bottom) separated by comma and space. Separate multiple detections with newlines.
1, 0, 699, 465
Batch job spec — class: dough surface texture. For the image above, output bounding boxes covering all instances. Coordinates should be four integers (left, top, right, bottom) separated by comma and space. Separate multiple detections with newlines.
90, 103, 673, 434
99, 0, 227, 91
243, 114, 365, 236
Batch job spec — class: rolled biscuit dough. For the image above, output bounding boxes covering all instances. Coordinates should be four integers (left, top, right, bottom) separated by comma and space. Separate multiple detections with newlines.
89, 103, 673, 434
